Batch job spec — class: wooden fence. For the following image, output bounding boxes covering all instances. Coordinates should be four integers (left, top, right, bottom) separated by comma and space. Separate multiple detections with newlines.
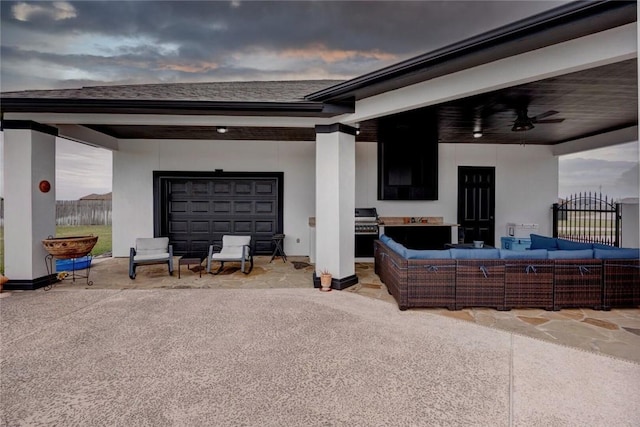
56, 200, 112, 225
0, 199, 112, 226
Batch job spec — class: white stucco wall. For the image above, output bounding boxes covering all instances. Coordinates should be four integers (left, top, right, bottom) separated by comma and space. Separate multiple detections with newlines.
114, 139, 558, 257
355, 142, 558, 244
113, 139, 315, 257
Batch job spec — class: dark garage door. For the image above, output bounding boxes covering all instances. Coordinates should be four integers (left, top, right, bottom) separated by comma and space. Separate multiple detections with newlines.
154, 172, 283, 255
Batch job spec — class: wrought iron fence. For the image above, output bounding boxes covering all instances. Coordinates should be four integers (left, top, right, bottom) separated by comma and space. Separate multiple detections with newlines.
552, 192, 620, 247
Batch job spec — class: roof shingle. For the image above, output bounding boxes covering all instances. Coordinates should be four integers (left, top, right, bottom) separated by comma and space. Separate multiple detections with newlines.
1, 80, 344, 103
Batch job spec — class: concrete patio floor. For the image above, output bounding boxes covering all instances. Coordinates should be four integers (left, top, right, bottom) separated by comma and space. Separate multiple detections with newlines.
4, 255, 638, 364
2, 268, 639, 426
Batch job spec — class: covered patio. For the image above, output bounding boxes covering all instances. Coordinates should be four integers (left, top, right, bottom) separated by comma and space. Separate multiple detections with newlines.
1, 1, 637, 291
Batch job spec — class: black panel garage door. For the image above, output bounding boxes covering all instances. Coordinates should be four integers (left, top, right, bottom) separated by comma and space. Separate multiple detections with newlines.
154, 172, 283, 255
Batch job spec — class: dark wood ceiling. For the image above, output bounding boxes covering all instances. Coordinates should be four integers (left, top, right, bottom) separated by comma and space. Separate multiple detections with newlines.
359, 59, 637, 145
85, 59, 636, 145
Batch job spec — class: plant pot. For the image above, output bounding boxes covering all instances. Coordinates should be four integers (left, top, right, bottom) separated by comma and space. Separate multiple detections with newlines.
320, 273, 332, 292
0, 274, 8, 293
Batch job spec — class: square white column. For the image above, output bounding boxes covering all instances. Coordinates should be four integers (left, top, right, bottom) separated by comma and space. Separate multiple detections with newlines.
3, 121, 57, 288
314, 124, 357, 289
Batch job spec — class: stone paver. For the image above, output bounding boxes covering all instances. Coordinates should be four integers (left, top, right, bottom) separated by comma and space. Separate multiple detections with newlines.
3, 255, 639, 364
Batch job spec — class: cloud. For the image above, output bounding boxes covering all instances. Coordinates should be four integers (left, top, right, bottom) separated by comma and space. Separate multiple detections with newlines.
1, 0, 568, 91
12, 1, 76, 22
559, 157, 639, 199
55, 138, 112, 200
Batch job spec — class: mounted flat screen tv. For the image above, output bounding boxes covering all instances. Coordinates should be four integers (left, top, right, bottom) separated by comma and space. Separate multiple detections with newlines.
377, 109, 438, 200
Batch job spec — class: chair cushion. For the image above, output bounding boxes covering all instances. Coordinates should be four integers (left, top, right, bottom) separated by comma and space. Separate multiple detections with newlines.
222, 235, 251, 247
379, 234, 392, 244
529, 234, 558, 250
385, 239, 407, 257
136, 237, 170, 256
557, 239, 593, 250
547, 249, 593, 259
450, 248, 500, 259
211, 235, 251, 260
134, 252, 170, 262
500, 249, 548, 259
212, 247, 247, 260
405, 249, 451, 259
593, 243, 616, 250
594, 248, 640, 259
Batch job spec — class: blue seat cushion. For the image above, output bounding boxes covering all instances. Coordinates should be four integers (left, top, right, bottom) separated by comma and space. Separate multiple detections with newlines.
594, 248, 640, 259
547, 249, 593, 259
500, 249, 548, 260
405, 249, 452, 259
450, 248, 500, 259
530, 234, 558, 250
557, 239, 593, 250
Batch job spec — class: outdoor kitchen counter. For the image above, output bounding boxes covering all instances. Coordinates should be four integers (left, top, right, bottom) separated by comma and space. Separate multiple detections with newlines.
381, 220, 460, 250
379, 223, 459, 227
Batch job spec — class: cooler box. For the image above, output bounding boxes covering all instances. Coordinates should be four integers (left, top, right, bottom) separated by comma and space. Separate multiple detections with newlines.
501, 237, 532, 251
506, 223, 538, 238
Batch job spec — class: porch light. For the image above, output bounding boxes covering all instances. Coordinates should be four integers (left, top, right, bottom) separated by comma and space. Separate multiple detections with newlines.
217, 126, 228, 134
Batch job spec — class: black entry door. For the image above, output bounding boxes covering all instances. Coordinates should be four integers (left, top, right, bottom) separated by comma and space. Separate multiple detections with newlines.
457, 167, 495, 246
155, 172, 283, 255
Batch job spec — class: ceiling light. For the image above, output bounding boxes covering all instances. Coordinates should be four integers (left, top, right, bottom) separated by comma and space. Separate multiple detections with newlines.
473, 131, 483, 138
216, 126, 228, 134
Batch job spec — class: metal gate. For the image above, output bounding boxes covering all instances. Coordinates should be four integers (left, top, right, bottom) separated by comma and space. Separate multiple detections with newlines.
552, 192, 621, 247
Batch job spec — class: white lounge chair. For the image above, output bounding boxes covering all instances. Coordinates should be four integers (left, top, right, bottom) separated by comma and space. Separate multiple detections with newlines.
206, 235, 253, 275
129, 237, 174, 279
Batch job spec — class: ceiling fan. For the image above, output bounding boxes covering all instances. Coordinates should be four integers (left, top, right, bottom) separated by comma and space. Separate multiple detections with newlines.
512, 109, 565, 132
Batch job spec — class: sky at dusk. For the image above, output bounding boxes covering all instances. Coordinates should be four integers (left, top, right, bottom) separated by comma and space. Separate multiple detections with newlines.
0, 0, 637, 200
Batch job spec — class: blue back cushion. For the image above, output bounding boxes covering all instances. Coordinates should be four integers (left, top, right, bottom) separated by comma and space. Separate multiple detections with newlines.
594, 248, 640, 259
547, 249, 593, 259
379, 234, 392, 244
500, 249, 548, 260
450, 248, 500, 259
405, 249, 452, 259
593, 242, 616, 250
386, 239, 407, 257
557, 239, 593, 250
530, 234, 558, 250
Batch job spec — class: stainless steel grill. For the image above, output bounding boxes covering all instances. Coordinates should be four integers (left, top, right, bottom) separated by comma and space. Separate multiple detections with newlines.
355, 208, 379, 257
355, 208, 379, 235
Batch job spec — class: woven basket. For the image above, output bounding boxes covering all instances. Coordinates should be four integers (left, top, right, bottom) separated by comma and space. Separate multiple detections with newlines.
42, 236, 98, 259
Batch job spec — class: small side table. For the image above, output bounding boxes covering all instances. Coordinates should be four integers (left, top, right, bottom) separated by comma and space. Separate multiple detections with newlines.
178, 253, 206, 278
270, 234, 287, 263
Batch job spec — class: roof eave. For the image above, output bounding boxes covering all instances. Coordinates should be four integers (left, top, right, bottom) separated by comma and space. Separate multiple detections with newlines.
305, 0, 636, 102
0, 98, 353, 117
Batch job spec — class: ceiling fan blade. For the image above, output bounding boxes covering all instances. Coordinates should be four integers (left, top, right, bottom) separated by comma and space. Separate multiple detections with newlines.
531, 110, 559, 121
536, 118, 565, 124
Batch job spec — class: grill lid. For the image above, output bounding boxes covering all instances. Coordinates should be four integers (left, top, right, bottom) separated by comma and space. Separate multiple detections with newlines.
355, 207, 377, 218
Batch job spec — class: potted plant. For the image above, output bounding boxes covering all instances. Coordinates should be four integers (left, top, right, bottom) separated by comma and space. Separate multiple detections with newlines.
0, 274, 8, 293
319, 269, 332, 292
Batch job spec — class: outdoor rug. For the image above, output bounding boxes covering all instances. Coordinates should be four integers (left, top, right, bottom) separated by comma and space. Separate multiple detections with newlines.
1, 289, 639, 426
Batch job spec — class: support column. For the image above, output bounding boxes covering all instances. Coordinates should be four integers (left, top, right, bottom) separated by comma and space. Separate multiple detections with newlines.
2, 121, 57, 290
313, 124, 358, 290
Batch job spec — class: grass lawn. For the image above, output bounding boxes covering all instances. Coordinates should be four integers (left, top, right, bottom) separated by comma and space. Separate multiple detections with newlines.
0, 225, 112, 275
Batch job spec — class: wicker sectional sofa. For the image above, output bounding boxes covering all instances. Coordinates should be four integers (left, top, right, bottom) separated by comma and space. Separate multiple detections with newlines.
374, 235, 639, 311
